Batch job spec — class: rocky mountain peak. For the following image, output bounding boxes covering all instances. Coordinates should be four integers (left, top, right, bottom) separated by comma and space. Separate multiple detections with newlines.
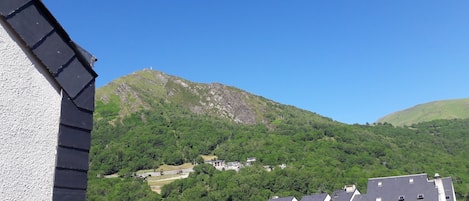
95, 69, 331, 126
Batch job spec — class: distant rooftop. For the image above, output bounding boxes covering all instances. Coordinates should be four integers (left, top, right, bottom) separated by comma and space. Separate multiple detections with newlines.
301, 193, 330, 201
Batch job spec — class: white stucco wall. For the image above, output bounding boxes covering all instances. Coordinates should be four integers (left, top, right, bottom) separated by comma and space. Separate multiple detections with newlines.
0, 21, 62, 200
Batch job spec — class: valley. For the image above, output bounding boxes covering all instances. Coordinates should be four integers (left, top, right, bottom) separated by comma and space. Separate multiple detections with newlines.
87, 69, 469, 201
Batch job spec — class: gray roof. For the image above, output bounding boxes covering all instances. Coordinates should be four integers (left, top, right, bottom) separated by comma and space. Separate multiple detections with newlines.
442, 177, 455, 201
268, 196, 297, 201
361, 174, 439, 201
352, 194, 367, 201
332, 189, 357, 201
301, 193, 329, 201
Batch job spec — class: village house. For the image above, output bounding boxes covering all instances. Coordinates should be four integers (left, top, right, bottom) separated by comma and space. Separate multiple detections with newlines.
204, 159, 226, 170
0, 0, 97, 200
247, 157, 257, 165
225, 161, 243, 171
205, 156, 260, 171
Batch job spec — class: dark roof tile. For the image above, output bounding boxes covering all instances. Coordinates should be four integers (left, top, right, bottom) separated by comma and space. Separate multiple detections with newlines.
52, 188, 86, 201
58, 125, 91, 150
56, 147, 89, 171
54, 169, 87, 189
72, 82, 95, 111
0, 0, 30, 17
6, 3, 53, 47
33, 31, 75, 75
56, 58, 95, 99
60, 93, 93, 130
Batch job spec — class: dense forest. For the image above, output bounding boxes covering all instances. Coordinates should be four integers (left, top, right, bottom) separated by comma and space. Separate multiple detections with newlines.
87, 176, 162, 201
88, 107, 469, 200
87, 70, 469, 200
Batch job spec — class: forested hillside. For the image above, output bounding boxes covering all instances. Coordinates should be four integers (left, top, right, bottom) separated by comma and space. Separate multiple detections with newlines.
88, 70, 469, 201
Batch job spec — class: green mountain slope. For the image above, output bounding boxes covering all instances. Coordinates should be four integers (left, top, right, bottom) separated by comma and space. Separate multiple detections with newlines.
91, 69, 338, 174
89, 69, 469, 200
95, 69, 333, 126
161, 119, 469, 200
377, 98, 469, 126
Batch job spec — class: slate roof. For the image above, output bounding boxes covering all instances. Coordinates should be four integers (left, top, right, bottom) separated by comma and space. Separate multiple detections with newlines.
352, 194, 367, 201
0, 1, 97, 201
301, 193, 329, 201
362, 174, 440, 201
332, 188, 358, 201
268, 196, 298, 201
442, 177, 455, 201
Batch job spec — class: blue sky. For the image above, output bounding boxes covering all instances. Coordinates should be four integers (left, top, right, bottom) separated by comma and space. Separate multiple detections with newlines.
43, 1, 469, 124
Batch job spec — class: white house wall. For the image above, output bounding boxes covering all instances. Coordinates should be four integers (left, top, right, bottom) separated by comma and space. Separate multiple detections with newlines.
0, 20, 61, 200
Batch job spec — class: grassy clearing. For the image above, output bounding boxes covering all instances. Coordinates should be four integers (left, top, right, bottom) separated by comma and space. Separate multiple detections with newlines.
146, 174, 183, 181
103, 173, 119, 178
147, 175, 188, 186
136, 163, 194, 174
146, 174, 190, 194
149, 179, 175, 188
201, 154, 217, 161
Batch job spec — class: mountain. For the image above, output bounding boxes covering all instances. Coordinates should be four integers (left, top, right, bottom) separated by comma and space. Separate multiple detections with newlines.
95, 69, 333, 126
89, 69, 469, 200
91, 69, 339, 174
377, 98, 469, 126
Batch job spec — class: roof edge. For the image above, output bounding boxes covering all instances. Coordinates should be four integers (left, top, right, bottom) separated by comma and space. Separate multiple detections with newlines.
34, 0, 97, 76
368, 173, 428, 180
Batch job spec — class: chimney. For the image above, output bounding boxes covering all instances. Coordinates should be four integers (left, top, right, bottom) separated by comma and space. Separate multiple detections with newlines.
344, 185, 356, 193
